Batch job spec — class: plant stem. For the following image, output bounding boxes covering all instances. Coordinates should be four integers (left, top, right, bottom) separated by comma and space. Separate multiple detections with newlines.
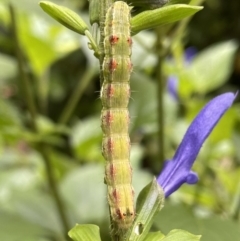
40, 144, 71, 240
10, 5, 70, 239
38, 69, 50, 115
59, 67, 96, 124
85, 30, 100, 57
156, 29, 165, 169
230, 182, 240, 220
9, 4, 37, 130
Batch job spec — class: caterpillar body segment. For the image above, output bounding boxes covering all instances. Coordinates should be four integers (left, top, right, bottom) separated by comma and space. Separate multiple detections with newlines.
101, 1, 135, 230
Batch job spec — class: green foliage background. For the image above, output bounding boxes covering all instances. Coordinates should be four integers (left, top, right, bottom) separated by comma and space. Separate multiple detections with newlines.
0, 0, 240, 240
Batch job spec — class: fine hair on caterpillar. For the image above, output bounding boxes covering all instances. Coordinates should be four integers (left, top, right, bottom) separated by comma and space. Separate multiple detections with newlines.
100, 1, 135, 230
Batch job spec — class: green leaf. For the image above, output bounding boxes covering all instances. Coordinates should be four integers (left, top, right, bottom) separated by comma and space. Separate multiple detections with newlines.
144, 231, 165, 241
130, 72, 178, 135
131, 4, 203, 34
70, 117, 104, 162
199, 217, 240, 241
11, 191, 64, 236
126, 178, 164, 241
39, 1, 89, 35
0, 54, 17, 79
89, 0, 99, 25
129, 72, 158, 133
68, 224, 102, 241
181, 40, 238, 94
60, 165, 107, 222
154, 203, 240, 241
17, 13, 58, 76
162, 229, 201, 241
0, 211, 45, 241
154, 204, 201, 235
0, 99, 22, 128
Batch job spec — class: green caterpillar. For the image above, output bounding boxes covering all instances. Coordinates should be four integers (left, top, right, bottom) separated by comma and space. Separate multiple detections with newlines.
101, 1, 134, 230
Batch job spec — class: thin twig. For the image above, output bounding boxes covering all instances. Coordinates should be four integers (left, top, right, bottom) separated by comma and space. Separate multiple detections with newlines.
9, 4, 71, 239
156, 29, 166, 170
39, 144, 71, 240
58, 67, 96, 124
9, 4, 37, 130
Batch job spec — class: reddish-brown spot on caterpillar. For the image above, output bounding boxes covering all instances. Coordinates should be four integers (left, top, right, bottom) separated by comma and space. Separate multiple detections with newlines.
112, 189, 120, 202
107, 84, 115, 98
107, 137, 114, 155
106, 111, 114, 125
116, 208, 124, 219
109, 35, 119, 44
127, 37, 132, 46
110, 163, 116, 178
108, 59, 118, 72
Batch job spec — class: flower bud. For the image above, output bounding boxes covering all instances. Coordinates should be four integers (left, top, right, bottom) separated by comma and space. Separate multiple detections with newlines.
39, 1, 89, 35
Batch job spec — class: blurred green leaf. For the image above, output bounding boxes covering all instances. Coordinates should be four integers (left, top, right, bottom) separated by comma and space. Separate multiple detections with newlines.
180, 40, 238, 96
0, 54, 17, 79
154, 203, 200, 231
199, 218, 240, 241
3, 0, 47, 14
131, 4, 203, 35
144, 231, 165, 241
71, 117, 103, 162
0, 99, 22, 127
22, 39, 55, 76
68, 224, 101, 241
162, 229, 201, 241
129, 72, 158, 134
178, 184, 219, 210
154, 203, 240, 241
39, 1, 89, 35
0, 211, 46, 241
17, 11, 80, 77
130, 72, 177, 136
60, 165, 107, 222
130, 144, 144, 169
89, 0, 99, 25
214, 167, 240, 197
132, 169, 153, 201
11, 191, 65, 237
36, 115, 64, 134
18, 14, 58, 76
0, 99, 24, 143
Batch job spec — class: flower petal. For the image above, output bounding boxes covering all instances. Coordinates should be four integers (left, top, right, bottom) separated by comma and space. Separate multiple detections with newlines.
186, 171, 198, 184
157, 92, 236, 197
185, 47, 197, 65
167, 75, 179, 100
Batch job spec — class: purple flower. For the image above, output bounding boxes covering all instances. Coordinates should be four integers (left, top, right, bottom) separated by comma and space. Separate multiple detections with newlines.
184, 47, 197, 65
167, 75, 179, 100
157, 92, 236, 197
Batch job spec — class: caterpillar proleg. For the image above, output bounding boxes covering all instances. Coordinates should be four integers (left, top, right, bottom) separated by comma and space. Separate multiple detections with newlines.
101, 1, 135, 230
